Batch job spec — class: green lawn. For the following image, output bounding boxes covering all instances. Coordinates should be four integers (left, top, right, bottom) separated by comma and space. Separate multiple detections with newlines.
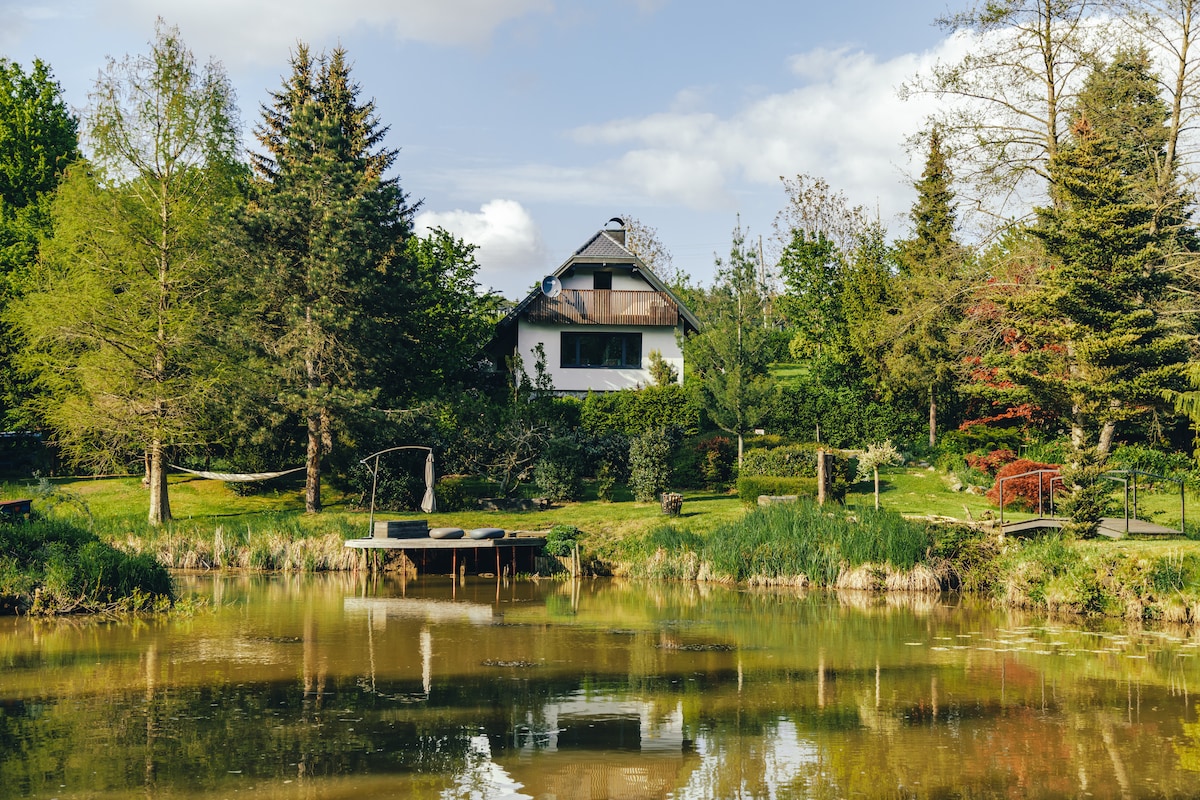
5, 462, 1196, 551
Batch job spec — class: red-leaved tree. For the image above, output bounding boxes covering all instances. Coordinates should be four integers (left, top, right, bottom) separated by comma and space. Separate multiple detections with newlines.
985, 459, 1060, 512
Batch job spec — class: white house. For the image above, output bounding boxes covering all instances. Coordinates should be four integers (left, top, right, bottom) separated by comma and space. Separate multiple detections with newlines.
491, 219, 700, 393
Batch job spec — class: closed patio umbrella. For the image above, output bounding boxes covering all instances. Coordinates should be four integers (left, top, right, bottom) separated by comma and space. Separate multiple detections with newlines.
421, 450, 436, 513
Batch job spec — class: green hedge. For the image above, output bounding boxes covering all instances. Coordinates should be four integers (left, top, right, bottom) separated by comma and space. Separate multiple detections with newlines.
580, 385, 699, 436
740, 445, 819, 477
736, 476, 818, 505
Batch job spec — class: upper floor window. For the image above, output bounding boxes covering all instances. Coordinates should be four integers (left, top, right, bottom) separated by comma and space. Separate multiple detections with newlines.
593, 271, 613, 290
561, 332, 641, 369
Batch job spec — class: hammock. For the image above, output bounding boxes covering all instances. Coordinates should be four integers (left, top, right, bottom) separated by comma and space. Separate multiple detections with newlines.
170, 465, 306, 482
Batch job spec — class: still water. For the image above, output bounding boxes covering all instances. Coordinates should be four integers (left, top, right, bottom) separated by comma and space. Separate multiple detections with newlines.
2, 573, 1200, 799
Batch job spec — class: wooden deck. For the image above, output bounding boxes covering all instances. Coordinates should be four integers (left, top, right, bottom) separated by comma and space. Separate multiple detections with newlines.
345, 521, 547, 575
344, 537, 545, 551
1002, 516, 1181, 539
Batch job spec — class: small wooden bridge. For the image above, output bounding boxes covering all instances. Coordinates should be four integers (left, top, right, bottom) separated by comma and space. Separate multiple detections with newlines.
998, 468, 1185, 540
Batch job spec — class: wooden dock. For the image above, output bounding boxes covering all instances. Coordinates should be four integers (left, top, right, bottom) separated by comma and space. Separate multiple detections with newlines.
1002, 516, 1181, 539
345, 520, 546, 575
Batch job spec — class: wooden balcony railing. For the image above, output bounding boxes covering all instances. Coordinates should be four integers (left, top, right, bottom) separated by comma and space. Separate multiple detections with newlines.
526, 289, 680, 326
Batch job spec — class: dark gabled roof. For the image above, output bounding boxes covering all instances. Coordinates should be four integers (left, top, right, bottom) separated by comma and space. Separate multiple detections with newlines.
573, 230, 638, 261
496, 222, 701, 333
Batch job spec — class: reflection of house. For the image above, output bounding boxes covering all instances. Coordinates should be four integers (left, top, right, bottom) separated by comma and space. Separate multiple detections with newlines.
499, 696, 697, 800
490, 219, 700, 394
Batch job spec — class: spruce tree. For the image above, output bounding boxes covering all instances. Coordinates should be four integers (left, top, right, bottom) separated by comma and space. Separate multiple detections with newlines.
1022, 109, 1188, 457
887, 129, 966, 447
241, 46, 414, 512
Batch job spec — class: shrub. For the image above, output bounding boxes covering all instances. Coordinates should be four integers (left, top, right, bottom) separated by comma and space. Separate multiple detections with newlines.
629, 427, 678, 502
740, 445, 818, 478
738, 444, 854, 501
964, 448, 1017, 476
736, 476, 818, 505
435, 478, 470, 512
544, 524, 580, 557
985, 458, 1060, 512
940, 425, 1025, 454
1108, 444, 1193, 480
672, 434, 736, 489
534, 437, 585, 502
581, 385, 699, 436
0, 519, 173, 614
596, 462, 617, 502
1056, 449, 1112, 538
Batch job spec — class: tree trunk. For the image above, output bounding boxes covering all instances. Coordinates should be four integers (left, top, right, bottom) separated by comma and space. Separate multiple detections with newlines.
737, 433, 744, 468
1097, 420, 1116, 459
306, 412, 322, 513
147, 439, 171, 525
873, 466, 880, 510
928, 387, 937, 449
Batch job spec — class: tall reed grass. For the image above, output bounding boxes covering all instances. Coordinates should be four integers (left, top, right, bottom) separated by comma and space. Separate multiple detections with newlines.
97, 513, 365, 572
615, 500, 936, 587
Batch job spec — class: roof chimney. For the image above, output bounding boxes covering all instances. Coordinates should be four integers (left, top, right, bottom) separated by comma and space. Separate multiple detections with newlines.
605, 217, 626, 246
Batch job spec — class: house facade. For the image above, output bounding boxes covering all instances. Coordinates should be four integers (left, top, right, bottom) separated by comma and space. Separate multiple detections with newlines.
491, 219, 699, 393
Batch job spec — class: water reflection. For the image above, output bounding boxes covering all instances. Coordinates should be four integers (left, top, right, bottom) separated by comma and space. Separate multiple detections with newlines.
1, 574, 1199, 798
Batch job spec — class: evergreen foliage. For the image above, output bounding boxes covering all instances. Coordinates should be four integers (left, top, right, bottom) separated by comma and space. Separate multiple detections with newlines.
629, 426, 677, 503
0, 58, 79, 426
238, 44, 416, 512
685, 223, 776, 464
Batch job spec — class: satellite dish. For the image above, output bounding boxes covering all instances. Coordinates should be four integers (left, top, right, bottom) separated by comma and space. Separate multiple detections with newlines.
541, 275, 562, 298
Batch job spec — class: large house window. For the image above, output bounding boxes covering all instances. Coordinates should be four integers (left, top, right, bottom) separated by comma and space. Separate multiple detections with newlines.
593, 271, 613, 290
561, 332, 642, 369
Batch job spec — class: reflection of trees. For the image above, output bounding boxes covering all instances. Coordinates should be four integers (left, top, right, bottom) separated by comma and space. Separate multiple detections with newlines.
4, 576, 1200, 796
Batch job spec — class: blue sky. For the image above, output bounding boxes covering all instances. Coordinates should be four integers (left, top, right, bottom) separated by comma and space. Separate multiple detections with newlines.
2, 0, 965, 297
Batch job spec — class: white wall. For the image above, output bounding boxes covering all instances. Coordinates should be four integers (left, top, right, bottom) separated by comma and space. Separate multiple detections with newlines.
559, 269, 651, 292
516, 321, 684, 392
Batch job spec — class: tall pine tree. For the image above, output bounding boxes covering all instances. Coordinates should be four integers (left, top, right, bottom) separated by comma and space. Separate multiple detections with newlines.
241, 46, 415, 512
887, 128, 966, 447
1018, 73, 1189, 456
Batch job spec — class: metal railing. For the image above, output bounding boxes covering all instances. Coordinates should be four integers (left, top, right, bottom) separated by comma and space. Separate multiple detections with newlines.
998, 466, 1185, 535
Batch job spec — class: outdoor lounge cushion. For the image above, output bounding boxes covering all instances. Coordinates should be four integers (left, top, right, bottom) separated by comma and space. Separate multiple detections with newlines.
468, 527, 505, 540
429, 527, 464, 540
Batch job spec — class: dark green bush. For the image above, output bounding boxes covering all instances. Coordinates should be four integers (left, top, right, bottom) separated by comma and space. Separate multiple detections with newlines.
671, 434, 736, 489
544, 524, 581, 557
596, 463, 617, 502
534, 437, 585, 502
0, 519, 173, 614
939, 425, 1026, 454
736, 476, 818, 505
629, 427, 679, 502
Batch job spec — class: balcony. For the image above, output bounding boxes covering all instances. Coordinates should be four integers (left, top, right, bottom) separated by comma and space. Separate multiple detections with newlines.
526, 289, 680, 326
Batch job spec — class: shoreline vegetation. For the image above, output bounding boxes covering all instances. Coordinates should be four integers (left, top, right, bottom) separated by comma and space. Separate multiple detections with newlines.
4, 471, 1200, 624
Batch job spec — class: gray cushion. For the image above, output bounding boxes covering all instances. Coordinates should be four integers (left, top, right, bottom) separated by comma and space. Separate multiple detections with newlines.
468, 527, 505, 540
429, 527, 464, 540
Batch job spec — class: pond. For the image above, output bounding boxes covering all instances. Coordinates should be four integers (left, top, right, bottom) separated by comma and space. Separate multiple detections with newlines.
2, 573, 1200, 799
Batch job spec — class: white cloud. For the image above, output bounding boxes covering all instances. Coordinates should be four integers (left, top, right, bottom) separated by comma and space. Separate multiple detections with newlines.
103, 0, 553, 66
415, 200, 548, 295
440, 35, 977, 232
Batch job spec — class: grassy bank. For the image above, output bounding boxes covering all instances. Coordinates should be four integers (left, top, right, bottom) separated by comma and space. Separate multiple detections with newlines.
9, 472, 1200, 626
603, 500, 1200, 624
0, 519, 173, 614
